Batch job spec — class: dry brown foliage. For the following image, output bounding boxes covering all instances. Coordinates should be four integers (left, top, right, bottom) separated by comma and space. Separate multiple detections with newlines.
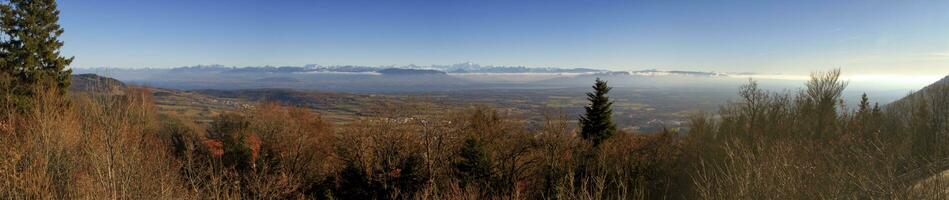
3, 71, 944, 199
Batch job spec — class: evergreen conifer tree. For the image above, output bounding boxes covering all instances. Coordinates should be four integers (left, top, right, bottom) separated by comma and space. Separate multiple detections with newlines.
0, 0, 73, 103
454, 137, 493, 188
858, 93, 871, 114
579, 78, 617, 146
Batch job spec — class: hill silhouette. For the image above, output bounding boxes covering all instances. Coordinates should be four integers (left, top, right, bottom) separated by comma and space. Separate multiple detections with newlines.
69, 74, 127, 95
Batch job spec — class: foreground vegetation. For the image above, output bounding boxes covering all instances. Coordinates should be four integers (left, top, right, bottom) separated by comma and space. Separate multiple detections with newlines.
1, 70, 946, 199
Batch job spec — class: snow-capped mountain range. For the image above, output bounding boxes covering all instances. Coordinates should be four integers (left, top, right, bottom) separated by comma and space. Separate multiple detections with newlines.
75, 62, 737, 78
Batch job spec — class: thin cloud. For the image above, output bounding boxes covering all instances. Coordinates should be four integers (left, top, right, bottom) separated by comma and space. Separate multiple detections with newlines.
923, 51, 949, 60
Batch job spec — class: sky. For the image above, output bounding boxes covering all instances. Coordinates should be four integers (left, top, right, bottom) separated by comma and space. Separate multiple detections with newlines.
58, 0, 948, 76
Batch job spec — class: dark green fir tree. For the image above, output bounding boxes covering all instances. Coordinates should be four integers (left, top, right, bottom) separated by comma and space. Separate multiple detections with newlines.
579, 78, 617, 146
454, 137, 493, 187
0, 0, 74, 102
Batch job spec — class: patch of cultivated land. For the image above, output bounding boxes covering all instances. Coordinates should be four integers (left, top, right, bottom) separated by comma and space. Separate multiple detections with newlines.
176, 86, 733, 132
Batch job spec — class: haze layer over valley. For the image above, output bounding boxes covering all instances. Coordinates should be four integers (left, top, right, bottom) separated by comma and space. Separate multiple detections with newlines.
75, 62, 935, 103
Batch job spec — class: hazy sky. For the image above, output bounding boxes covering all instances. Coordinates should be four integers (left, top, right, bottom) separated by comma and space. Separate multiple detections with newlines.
59, 0, 948, 75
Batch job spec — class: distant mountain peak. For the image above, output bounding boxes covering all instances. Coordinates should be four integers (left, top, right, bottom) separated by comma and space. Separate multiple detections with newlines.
377, 68, 446, 75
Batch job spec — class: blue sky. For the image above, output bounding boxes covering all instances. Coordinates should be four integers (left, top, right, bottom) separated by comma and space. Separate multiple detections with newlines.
59, 0, 948, 75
